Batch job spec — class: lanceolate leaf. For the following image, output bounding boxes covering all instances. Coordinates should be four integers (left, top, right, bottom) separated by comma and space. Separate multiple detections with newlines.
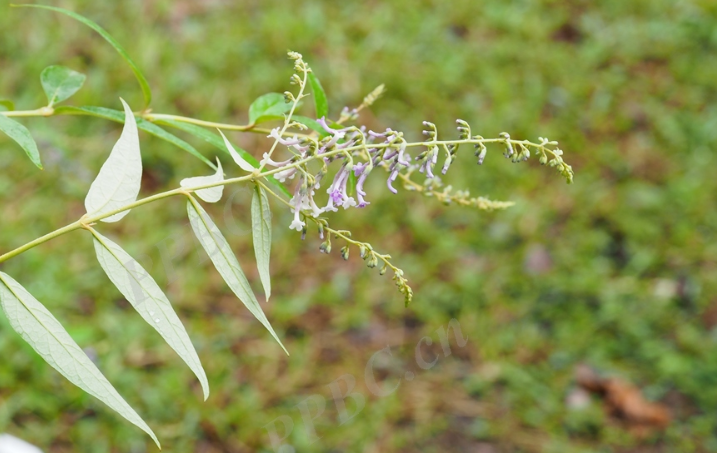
54, 105, 215, 169
0, 114, 42, 169
16, 5, 153, 108
0, 100, 15, 111
307, 72, 328, 119
0, 271, 159, 448
219, 130, 253, 172
186, 196, 287, 354
90, 228, 209, 400
180, 158, 224, 203
40, 65, 86, 106
248, 93, 292, 125
252, 185, 272, 300
157, 119, 292, 197
84, 99, 142, 223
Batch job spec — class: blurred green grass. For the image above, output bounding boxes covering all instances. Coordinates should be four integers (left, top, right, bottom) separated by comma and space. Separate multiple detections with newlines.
2, 0, 717, 451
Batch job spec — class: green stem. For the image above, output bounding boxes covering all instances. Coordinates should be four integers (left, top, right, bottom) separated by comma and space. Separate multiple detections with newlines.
0, 108, 310, 138
1, 107, 54, 117
142, 113, 253, 132
0, 221, 81, 264
258, 60, 310, 171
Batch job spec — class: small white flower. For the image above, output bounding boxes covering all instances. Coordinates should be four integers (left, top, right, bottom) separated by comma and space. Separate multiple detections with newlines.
289, 218, 305, 231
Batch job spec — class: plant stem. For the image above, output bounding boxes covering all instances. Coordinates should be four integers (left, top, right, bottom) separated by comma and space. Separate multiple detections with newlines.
0, 221, 81, 264
258, 60, 310, 171
1, 107, 54, 117
142, 113, 254, 132
0, 108, 309, 138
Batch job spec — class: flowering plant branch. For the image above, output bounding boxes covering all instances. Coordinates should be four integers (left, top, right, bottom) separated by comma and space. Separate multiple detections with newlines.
0, 5, 573, 448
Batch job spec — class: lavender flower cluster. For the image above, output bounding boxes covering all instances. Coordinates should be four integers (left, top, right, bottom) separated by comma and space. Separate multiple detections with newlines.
263, 117, 427, 232
261, 112, 572, 234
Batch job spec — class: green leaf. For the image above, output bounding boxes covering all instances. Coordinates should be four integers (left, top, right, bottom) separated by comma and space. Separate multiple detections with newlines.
0, 113, 42, 169
16, 5, 152, 108
291, 115, 329, 136
219, 130, 254, 172
249, 93, 292, 125
347, 168, 357, 197
180, 158, 224, 203
308, 72, 328, 119
157, 119, 291, 197
54, 105, 215, 169
186, 196, 287, 354
0, 100, 15, 111
40, 65, 86, 106
0, 271, 159, 448
84, 99, 142, 223
252, 185, 272, 301
90, 228, 209, 400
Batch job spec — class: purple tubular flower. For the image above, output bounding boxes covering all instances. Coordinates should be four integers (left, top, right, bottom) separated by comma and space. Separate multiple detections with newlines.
268, 128, 302, 147
441, 156, 452, 175
275, 166, 298, 183
324, 165, 357, 211
353, 163, 371, 207
318, 133, 346, 154
261, 152, 293, 168
397, 142, 411, 166
289, 180, 306, 231
316, 117, 336, 135
317, 117, 351, 136
382, 149, 398, 161
387, 168, 399, 194
419, 149, 438, 179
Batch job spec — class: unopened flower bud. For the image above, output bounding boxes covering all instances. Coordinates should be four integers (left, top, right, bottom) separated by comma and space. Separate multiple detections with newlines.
367, 254, 379, 268
319, 239, 332, 254
475, 144, 487, 165
359, 245, 368, 259
341, 246, 350, 261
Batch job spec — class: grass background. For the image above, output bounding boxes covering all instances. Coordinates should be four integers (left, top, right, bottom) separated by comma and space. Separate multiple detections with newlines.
2, 0, 717, 451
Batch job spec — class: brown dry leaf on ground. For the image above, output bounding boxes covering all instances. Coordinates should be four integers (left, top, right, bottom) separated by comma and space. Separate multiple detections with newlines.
575, 364, 671, 436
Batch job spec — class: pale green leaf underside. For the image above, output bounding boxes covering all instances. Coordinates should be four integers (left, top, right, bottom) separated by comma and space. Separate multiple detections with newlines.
0, 114, 42, 169
90, 228, 209, 400
186, 196, 287, 354
180, 158, 224, 203
84, 99, 142, 223
40, 65, 86, 106
0, 271, 159, 448
219, 130, 254, 172
252, 185, 272, 300
248, 93, 292, 125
